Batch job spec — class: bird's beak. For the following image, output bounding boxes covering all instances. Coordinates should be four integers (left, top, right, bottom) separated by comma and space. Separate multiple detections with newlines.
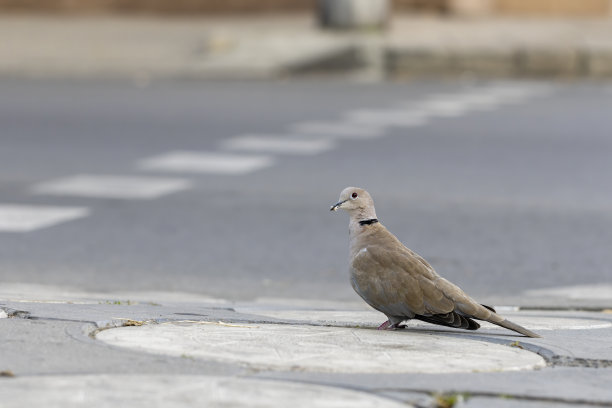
330, 200, 346, 212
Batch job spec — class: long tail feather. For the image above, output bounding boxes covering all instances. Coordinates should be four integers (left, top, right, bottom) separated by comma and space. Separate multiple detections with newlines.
495, 318, 541, 338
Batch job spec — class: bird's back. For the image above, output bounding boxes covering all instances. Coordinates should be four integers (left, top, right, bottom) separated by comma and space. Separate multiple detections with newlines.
349, 222, 493, 318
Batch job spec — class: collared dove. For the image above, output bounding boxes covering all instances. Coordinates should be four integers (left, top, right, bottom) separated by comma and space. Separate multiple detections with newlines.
331, 187, 540, 338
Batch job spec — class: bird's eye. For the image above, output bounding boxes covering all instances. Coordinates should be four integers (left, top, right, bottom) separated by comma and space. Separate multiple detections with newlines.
351, 192, 358, 199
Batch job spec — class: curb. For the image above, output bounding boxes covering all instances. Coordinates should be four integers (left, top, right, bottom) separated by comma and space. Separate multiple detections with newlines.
3, 15, 612, 80
386, 46, 612, 79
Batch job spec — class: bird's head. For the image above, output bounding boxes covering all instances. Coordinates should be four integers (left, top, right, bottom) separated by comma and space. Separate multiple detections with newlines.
330, 187, 376, 219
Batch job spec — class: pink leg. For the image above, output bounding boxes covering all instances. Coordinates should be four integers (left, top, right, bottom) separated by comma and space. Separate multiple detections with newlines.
377, 320, 406, 330
377, 320, 392, 330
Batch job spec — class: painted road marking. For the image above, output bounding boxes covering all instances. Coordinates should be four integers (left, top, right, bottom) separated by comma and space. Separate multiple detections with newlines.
136, 83, 555, 183
425, 93, 502, 111
344, 109, 429, 127
481, 88, 532, 103
480, 83, 553, 102
139, 151, 273, 175
32, 174, 192, 199
396, 84, 556, 118
415, 99, 470, 117
289, 121, 385, 139
0, 204, 89, 232
221, 135, 335, 155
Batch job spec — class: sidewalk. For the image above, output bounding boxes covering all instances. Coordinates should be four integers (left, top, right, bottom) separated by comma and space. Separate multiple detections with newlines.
1, 284, 612, 407
2, 14, 612, 80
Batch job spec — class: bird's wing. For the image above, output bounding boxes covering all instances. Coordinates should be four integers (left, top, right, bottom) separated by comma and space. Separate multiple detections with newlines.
351, 245, 458, 317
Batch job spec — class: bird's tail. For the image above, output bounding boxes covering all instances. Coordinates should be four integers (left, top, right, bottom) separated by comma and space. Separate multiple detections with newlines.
495, 318, 541, 338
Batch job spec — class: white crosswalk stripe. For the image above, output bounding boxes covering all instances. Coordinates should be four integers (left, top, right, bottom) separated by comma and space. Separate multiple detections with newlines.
414, 99, 470, 117
289, 121, 385, 139
396, 84, 555, 119
417, 93, 502, 112
0, 204, 90, 232
139, 151, 274, 175
221, 135, 335, 155
344, 109, 429, 127
480, 83, 553, 101
32, 174, 192, 199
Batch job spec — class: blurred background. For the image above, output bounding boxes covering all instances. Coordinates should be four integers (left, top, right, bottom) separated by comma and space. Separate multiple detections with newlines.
1, 0, 611, 15
0, 0, 611, 307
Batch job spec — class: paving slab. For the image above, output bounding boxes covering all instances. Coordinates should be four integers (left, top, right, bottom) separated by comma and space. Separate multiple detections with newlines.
256, 367, 612, 407
2, 285, 612, 407
0, 318, 240, 376
0, 375, 409, 408
96, 321, 546, 374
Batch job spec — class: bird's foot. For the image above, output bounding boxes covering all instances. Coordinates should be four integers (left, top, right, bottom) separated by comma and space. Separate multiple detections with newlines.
377, 320, 405, 330
377, 320, 392, 330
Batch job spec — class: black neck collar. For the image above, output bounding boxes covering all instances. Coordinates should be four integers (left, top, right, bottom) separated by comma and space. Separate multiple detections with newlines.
359, 218, 379, 226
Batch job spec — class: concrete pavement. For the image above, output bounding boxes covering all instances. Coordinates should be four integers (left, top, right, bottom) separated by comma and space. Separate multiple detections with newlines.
2, 14, 612, 80
1, 284, 612, 407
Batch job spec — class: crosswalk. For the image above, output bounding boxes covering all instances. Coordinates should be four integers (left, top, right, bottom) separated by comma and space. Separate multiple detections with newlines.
32, 174, 192, 200
1, 82, 555, 233
221, 135, 335, 155
138, 151, 275, 175
0, 204, 89, 232
288, 121, 385, 139
344, 109, 429, 126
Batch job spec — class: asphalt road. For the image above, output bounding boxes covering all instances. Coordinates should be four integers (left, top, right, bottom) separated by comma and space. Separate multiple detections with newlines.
1, 78, 611, 303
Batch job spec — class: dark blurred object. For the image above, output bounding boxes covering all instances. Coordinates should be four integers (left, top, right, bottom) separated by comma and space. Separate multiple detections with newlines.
317, 0, 390, 29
